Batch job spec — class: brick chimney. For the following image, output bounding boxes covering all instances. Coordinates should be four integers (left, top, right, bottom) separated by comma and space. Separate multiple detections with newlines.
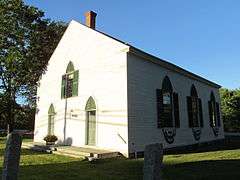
84, 11, 97, 29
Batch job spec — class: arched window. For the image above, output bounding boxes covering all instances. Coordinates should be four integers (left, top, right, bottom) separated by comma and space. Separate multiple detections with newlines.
162, 76, 173, 127
85, 96, 96, 111
156, 76, 180, 128
48, 104, 55, 135
66, 61, 74, 73
208, 92, 221, 127
191, 84, 198, 97
61, 61, 79, 98
187, 85, 203, 128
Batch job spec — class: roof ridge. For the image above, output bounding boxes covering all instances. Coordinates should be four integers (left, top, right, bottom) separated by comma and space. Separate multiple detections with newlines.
71, 20, 221, 88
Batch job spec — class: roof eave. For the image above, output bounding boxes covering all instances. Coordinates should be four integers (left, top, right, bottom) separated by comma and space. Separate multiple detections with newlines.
129, 46, 221, 89
72, 20, 221, 89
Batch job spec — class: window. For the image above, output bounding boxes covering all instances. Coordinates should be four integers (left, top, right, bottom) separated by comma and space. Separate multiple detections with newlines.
61, 61, 79, 98
208, 92, 221, 127
48, 104, 55, 135
85, 96, 96, 111
192, 97, 199, 126
156, 76, 180, 128
163, 92, 171, 105
187, 85, 203, 128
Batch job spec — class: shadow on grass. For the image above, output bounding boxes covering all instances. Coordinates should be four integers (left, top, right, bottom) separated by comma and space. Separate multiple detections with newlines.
0, 137, 50, 157
165, 136, 240, 155
163, 159, 240, 180
0, 158, 239, 180
0, 140, 49, 157
0, 148, 48, 156
1, 158, 143, 180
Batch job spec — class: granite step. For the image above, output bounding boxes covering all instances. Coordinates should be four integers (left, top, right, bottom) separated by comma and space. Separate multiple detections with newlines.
22, 142, 120, 159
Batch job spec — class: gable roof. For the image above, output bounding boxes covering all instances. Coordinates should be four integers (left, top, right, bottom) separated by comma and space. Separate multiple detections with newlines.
73, 20, 221, 89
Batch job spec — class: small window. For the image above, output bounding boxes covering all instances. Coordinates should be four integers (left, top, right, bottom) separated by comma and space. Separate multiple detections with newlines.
61, 61, 79, 98
187, 85, 203, 128
163, 93, 171, 105
48, 104, 55, 135
208, 92, 221, 127
156, 76, 180, 128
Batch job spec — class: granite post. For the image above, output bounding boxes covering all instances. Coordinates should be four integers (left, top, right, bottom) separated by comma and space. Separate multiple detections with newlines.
143, 143, 163, 180
2, 133, 22, 180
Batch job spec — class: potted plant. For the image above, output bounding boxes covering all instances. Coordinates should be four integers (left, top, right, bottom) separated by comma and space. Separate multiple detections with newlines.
43, 135, 58, 146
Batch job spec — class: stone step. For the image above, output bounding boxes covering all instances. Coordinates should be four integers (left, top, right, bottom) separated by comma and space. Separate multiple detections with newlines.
56, 148, 91, 157
22, 142, 120, 159
55, 148, 120, 159
96, 151, 120, 159
22, 143, 34, 149
53, 150, 85, 158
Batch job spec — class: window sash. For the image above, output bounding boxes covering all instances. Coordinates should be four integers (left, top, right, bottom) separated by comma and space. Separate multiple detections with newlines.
188, 96, 202, 128
61, 70, 79, 98
48, 115, 54, 135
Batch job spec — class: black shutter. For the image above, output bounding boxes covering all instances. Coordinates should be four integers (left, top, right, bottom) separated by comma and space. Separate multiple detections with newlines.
187, 96, 193, 127
198, 98, 204, 127
216, 102, 221, 127
173, 92, 180, 128
208, 101, 213, 127
156, 89, 163, 128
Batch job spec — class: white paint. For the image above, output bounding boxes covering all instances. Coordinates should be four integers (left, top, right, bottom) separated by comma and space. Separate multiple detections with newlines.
127, 53, 224, 153
35, 20, 129, 156
35, 20, 224, 157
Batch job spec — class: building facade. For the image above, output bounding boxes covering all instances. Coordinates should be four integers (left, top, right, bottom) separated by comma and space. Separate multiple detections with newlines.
34, 12, 224, 157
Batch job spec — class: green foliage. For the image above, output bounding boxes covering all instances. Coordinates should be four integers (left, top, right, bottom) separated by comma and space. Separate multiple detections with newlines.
0, 0, 66, 131
0, 104, 35, 130
0, 131, 6, 137
220, 88, 240, 132
44, 135, 58, 142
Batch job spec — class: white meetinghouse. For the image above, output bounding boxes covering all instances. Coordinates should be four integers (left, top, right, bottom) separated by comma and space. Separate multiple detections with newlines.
34, 11, 224, 157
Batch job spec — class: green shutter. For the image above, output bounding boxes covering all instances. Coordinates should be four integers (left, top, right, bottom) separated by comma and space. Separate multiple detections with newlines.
72, 70, 79, 97
156, 89, 163, 128
208, 101, 213, 127
61, 75, 66, 99
216, 102, 221, 127
173, 92, 180, 128
198, 98, 204, 127
187, 96, 193, 127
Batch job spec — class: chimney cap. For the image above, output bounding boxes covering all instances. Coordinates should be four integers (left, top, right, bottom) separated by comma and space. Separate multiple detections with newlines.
84, 11, 97, 29
85, 11, 97, 17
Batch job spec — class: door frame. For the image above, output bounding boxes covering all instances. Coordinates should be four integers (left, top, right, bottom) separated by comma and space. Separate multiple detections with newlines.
85, 110, 96, 146
85, 96, 97, 146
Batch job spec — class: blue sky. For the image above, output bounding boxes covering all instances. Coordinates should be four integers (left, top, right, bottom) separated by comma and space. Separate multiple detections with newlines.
24, 0, 240, 89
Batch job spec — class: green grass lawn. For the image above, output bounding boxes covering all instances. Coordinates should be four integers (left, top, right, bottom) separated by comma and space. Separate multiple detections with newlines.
0, 138, 240, 180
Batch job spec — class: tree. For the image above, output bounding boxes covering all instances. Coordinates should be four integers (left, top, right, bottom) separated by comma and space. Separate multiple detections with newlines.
220, 88, 240, 132
0, 0, 66, 132
1, 92, 35, 130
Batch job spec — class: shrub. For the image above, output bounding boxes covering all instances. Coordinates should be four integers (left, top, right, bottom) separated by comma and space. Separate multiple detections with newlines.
0, 131, 7, 137
43, 135, 58, 142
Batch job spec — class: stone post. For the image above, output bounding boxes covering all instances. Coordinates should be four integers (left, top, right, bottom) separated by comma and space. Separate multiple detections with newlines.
2, 132, 22, 180
143, 143, 163, 180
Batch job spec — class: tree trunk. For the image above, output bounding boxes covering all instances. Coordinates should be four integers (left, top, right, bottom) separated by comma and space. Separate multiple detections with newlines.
7, 96, 15, 134
7, 123, 14, 134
